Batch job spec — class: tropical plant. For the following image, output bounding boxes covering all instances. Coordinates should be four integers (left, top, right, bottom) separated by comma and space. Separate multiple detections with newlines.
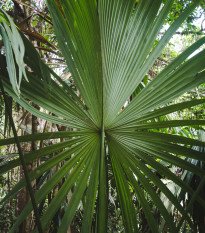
178, 129, 205, 233
0, 0, 205, 232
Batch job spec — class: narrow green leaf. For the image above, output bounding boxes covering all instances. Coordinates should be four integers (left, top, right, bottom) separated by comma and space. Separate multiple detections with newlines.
58, 139, 100, 233
81, 147, 100, 233
8, 138, 96, 233
109, 145, 138, 233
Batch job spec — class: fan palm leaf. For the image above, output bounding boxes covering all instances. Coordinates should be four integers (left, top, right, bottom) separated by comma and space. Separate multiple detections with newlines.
0, 0, 205, 232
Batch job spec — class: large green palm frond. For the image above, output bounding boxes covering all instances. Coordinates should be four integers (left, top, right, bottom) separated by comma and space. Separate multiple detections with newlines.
0, 0, 205, 232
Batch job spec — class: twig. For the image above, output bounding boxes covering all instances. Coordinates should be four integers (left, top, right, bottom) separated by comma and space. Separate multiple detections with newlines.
41, 57, 64, 62
12, 0, 52, 24
35, 46, 63, 57
45, 62, 66, 66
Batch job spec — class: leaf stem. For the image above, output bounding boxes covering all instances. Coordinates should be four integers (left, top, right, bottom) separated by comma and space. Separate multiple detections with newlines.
97, 124, 107, 232
0, 79, 43, 233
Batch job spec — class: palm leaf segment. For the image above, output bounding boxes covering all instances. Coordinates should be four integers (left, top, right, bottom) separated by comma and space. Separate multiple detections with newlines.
1, 0, 205, 232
